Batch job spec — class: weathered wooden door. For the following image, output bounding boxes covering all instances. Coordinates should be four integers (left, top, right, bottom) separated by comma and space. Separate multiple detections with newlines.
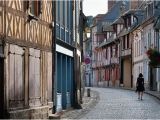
0, 57, 4, 118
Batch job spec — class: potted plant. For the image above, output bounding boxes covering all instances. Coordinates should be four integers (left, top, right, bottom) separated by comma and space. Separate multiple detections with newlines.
146, 48, 160, 67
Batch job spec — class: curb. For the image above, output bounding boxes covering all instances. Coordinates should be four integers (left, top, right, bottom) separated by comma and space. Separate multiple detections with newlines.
144, 91, 160, 101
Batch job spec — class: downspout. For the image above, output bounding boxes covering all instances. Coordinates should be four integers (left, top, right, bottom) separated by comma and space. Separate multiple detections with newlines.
73, 0, 78, 108
52, 1, 57, 113
119, 37, 123, 87
130, 33, 133, 88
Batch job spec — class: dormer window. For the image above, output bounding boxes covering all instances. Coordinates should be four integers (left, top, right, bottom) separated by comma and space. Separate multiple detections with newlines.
144, 2, 154, 19
128, 15, 131, 27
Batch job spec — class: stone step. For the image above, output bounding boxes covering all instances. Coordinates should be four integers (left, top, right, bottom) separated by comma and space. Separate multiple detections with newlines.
49, 114, 60, 119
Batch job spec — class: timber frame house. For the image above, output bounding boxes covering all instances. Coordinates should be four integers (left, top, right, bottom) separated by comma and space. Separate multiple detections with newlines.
0, 1, 53, 118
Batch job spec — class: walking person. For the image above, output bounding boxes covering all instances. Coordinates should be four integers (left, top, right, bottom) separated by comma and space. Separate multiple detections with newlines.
136, 73, 145, 100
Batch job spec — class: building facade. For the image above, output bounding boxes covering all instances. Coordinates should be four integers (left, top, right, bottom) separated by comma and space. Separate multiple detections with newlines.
0, 1, 53, 118
91, 1, 130, 87
54, 0, 83, 112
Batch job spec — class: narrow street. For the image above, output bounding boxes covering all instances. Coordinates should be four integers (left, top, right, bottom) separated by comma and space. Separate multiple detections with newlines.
79, 88, 160, 119
1, 0, 160, 119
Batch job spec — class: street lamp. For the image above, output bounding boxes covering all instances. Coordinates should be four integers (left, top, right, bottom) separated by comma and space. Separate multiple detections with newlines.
87, 32, 90, 38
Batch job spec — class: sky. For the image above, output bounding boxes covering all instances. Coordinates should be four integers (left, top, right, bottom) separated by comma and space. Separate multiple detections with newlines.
83, 0, 108, 17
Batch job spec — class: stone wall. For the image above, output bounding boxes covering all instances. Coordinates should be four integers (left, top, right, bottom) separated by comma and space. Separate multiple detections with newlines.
9, 106, 49, 119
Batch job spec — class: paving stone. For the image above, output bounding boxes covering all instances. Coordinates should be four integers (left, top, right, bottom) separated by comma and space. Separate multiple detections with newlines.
80, 88, 160, 119
60, 88, 99, 119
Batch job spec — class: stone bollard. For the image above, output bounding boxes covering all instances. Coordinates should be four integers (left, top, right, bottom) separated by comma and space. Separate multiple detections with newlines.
87, 88, 90, 97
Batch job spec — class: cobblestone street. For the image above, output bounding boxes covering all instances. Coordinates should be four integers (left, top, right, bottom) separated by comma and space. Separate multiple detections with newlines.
78, 88, 160, 119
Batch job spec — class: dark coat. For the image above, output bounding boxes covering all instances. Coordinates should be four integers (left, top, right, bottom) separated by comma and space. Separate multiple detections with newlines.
136, 77, 145, 92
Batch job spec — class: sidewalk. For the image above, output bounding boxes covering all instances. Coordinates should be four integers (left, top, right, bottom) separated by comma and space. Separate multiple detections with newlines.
60, 88, 100, 119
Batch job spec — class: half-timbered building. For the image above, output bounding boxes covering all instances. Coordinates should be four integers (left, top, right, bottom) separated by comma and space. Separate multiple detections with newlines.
0, 1, 53, 118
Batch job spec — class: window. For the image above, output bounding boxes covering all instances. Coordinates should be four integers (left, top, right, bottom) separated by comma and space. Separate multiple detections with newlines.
30, 1, 42, 17
134, 42, 136, 57
24, 1, 29, 11
115, 45, 118, 57
123, 36, 125, 49
127, 34, 129, 48
124, 19, 127, 28
148, 30, 151, 48
155, 30, 160, 50
148, 2, 153, 17
106, 48, 108, 59
128, 16, 131, 27
117, 25, 120, 34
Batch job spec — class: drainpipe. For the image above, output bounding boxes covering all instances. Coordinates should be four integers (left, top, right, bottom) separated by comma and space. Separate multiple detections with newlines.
52, 1, 57, 113
119, 37, 123, 87
130, 33, 133, 88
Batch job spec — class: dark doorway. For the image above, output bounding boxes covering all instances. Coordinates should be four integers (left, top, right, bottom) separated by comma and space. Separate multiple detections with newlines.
0, 57, 4, 118
150, 67, 157, 91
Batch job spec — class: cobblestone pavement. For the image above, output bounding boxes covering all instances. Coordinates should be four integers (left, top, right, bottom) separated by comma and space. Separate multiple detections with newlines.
60, 88, 100, 119
80, 87, 160, 119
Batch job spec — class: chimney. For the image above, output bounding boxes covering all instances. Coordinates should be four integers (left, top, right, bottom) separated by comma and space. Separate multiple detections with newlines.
108, 0, 116, 11
130, 0, 140, 9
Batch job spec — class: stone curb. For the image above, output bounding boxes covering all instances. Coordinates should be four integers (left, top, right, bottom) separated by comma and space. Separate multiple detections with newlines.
144, 91, 160, 101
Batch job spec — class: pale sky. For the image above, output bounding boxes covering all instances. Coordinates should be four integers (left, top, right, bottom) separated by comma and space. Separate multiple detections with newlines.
83, 0, 108, 17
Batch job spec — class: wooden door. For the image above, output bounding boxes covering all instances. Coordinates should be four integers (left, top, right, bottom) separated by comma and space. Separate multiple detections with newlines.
0, 57, 4, 118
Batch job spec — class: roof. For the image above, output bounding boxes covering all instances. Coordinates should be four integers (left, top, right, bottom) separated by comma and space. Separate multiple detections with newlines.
99, 34, 115, 48
117, 23, 136, 37
102, 1, 130, 22
112, 17, 124, 25
103, 24, 114, 32
96, 1, 130, 34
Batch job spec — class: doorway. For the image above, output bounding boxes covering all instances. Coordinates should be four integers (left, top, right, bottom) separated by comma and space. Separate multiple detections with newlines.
0, 57, 4, 118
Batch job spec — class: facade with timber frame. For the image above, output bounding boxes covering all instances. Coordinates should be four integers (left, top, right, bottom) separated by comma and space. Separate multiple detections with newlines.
0, 1, 53, 118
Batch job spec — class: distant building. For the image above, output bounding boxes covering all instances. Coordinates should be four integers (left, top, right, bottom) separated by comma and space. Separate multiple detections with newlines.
91, 1, 130, 87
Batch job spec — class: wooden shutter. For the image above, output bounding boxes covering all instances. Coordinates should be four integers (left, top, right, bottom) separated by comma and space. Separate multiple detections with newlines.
9, 45, 24, 108
29, 48, 41, 106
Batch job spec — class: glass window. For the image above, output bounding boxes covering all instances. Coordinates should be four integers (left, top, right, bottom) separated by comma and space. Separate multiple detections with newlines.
30, 1, 42, 17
